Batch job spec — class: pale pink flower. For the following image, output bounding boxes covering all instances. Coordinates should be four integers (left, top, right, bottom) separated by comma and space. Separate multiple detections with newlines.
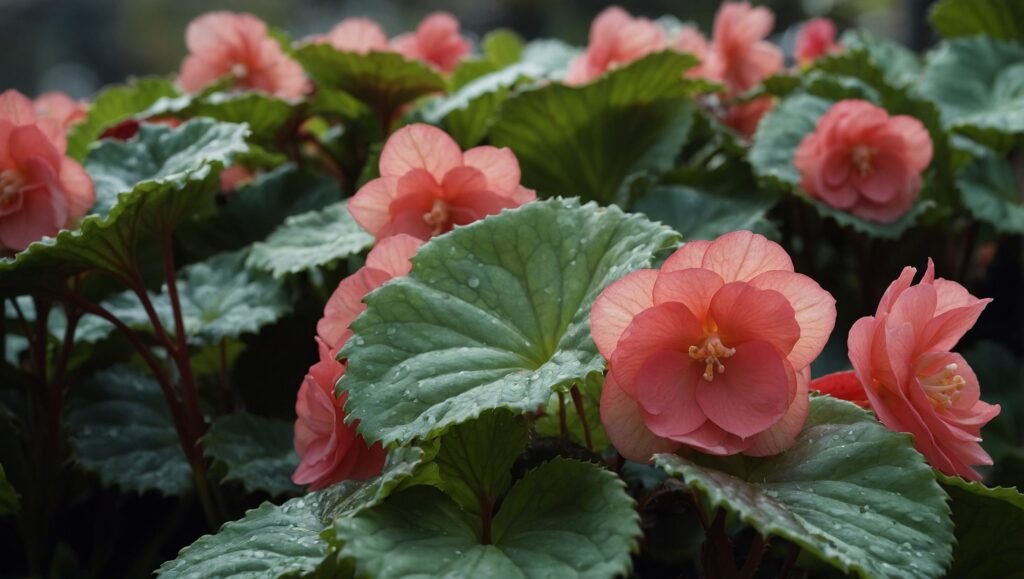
794, 99, 933, 223
795, 17, 842, 66
392, 12, 471, 73
846, 260, 999, 480
674, 26, 713, 79
34, 92, 87, 131
178, 12, 307, 99
565, 6, 667, 86
710, 2, 784, 94
592, 231, 836, 461
0, 90, 95, 252
349, 124, 535, 241
723, 96, 774, 140
315, 17, 390, 54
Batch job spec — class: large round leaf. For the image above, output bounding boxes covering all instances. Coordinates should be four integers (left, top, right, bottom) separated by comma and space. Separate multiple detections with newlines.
339, 199, 677, 446
655, 396, 954, 579
939, 474, 1024, 578
66, 77, 179, 160
247, 202, 374, 278
202, 414, 300, 497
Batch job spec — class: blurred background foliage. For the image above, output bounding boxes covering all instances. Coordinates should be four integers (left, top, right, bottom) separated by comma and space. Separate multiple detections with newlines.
2, 0, 933, 98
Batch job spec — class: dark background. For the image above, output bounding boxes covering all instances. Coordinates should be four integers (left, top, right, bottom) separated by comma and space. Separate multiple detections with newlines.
1, 0, 933, 98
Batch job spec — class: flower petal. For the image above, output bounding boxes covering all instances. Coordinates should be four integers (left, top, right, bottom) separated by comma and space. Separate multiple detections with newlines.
379, 124, 463, 181
609, 302, 704, 397
349, 176, 400, 237
364, 233, 423, 278
462, 146, 523, 196
711, 282, 800, 357
701, 230, 794, 282
696, 340, 791, 438
749, 270, 836, 369
590, 269, 658, 360
661, 240, 711, 273
745, 365, 809, 456
634, 350, 707, 437
600, 373, 679, 463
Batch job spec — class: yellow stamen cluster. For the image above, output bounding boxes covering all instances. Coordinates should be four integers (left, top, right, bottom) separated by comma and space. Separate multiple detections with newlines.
921, 363, 966, 409
688, 336, 737, 382
423, 199, 450, 235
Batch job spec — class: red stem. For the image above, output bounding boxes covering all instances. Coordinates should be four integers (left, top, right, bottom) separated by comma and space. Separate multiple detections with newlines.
569, 385, 592, 451
478, 493, 493, 545
738, 534, 767, 579
160, 236, 204, 443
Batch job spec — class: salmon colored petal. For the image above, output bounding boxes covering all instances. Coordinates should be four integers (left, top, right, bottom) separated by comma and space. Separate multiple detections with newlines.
447, 189, 520, 226
0, 184, 60, 251
321, 18, 390, 54
745, 365, 809, 456
887, 283, 937, 343
667, 420, 748, 455
590, 269, 658, 360
462, 146, 522, 195
662, 240, 711, 273
711, 282, 799, 357
365, 233, 423, 277
510, 186, 537, 205
920, 298, 990, 353
590, 6, 632, 52
440, 165, 488, 200
915, 351, 981, 409
847, 316, 876, 391
349, 177, 400, 237
318, 267, 393, 349
600, 373, 680, 463
610, 302, 704, 397
379, 124, 463, 180
810, 370, 868, 407
701, 230, 794, 282
876, 265, 917, 316
889, 116, 933, 173
652, 268, 724, 320
381, 208, 436, 240
10, 125, 62, 170
59, 159, 95, 220
634, 350, 707, 438
696, 340, 791, 438
185, 12, 247, 56
0, 89, 37, 125
749, 270, 836, 369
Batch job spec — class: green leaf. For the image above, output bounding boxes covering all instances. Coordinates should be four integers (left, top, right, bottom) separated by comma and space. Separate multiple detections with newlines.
655, 396, 954, 579
203, 414, 300, 496
489, 51, 707, 205
920, 38, 1024, 148
340, 199, 677, 446
482, 30, 525, 67
837, 29, 921, 89
143, 91, 298, 145
749, 93, 831, 188
332, 458, 640, 579
958, 150, 1024, 234
247, 202, 374, 278
294, 44, 445, 125
0, 464, 20, 516
938, 474, 1024, 578
67, 366, 191, 495
0, 120, 248, 292
317, 445, 438, 522
66, 77, 179, 160
158, 496, 328, 579
807, 198, 937, 239
930, 0, 1024, 41
533, 376, 611, 452
435, 410, 528, 514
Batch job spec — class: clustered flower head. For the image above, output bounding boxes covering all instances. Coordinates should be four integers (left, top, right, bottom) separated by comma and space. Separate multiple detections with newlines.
593, 231, 836, 460
826, 260, 1000, 480
292, 234, 424, 489
795, 99, 933, 223
795, 17, 842, 65
0, 90, 95, 253
565, 7, 667, 86
349, 123, 536, 241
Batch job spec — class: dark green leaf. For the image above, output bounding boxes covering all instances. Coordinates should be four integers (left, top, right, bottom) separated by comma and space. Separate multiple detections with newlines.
332, 458, 640, 579
939, 474, 1024, 578
489, 51, 707, 205
247, 202, 374, 278
837, 29, 921, 88
958, 150, 1024, 234
656, 396, 954, 579
533, 376, 611, 452
340, 199, 677, 446
749, 93, 830, 187
203, 414, 300, 496
142, 91, 299, 145
158, 496, 328, 578
66, 77, 179, 160
67, 366, 191, 495
316, 445, 439, 522
0, 464, 19, 516
930, 0, 1024, 41
632, 181, 778, 242
435, 410, 528, 514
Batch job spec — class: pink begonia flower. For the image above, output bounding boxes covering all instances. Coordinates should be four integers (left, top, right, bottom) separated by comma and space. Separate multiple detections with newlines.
592, 231, 836, 461
218, 165, 254, 193
723, 96, 774, 140
0, 90, 95, 253
674, 26, 712, 79
34, 92, 87, 131
795, 17, 842, 66
349, 124, 535, 241
811, 370, 869, 407
293, 234, 423, 489
392, 12, 471, 73
565, 6, 667, 86
844, 260, 999, 480
709, 2, 784, 94
315, 17, 390, 54
178, 12, 307, 99
831, 262, 999, 479
794, 99, 933, 223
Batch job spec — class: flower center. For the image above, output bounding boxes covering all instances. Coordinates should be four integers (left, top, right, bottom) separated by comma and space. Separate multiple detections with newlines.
920, 363, 966, 409
688, 335, 736, 382
423, 199, 450, 235
0, 169, 24, 212
851, 145, 876, 175
230, 63, 249, 80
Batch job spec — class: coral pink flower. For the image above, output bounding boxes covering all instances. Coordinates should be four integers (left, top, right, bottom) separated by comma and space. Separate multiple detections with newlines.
292, 337, 386, 489
392, 12, 470, 73
592, 231, 836, 461
674, 26, 713, 79
811, 370, 869, 407
565, 6, 667, 85
0, 90, 95, 253
316, 17, 390, 54
34, 92, 87, 131
178, 12, 307, 99
219, 165, 253, 193
795, 18, 841, 66
349, 124, 535, 241
723, 96, 774, 140
794, 99, 932, 223
845, 260, 999, 480
709, 2, 783, 93
293, 235, 423, 489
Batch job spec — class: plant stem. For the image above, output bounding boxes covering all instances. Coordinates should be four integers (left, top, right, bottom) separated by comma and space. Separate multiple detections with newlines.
569, 385, 592, 451
738, 533, 767, 579
557, 392, 567, 437
477, 493, 493, 545
160, 236, 204, 442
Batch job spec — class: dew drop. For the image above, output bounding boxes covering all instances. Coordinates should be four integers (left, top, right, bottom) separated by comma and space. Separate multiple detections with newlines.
467, 277, 480, 289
